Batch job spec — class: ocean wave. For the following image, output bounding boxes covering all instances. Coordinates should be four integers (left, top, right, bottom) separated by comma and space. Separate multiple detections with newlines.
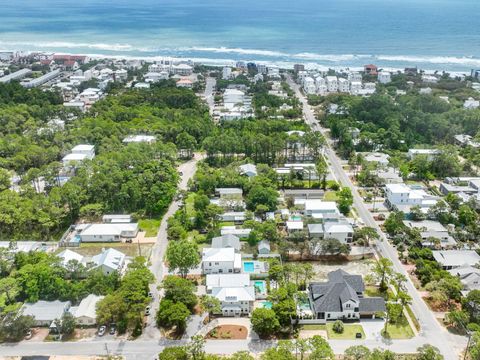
376, 55, 480, 67
0, 40, 141, 52
178, 46, 288, 57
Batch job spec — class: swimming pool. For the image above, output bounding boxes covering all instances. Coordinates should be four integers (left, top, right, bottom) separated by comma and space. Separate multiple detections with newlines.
254, 280, 266, 294
259, 301, 272, 309
243, 261, 254, 272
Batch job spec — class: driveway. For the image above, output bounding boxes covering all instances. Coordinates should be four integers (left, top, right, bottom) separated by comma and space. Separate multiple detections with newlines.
361, 319, 385, 340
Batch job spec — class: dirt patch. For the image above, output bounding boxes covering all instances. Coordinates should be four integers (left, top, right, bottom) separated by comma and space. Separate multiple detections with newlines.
206, 325, 248, 340
305, 259, 374, 282
24, 327, 49, 342
423, 297, 461, 312
67, 328, 97, 341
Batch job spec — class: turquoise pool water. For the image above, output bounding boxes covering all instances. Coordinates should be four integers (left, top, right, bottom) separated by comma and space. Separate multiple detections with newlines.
243, 262, 254, 272
259, 301, 272, 309
254, 280, 266, 293
291, 216, 302, 221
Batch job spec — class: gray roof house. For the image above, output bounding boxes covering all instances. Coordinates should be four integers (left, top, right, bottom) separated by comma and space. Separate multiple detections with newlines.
432, 250, 480, 270
21, 300, 71, 327
308, 270, 385, 323
258, 240, 271, 255
211, 234, 241, 252
448, 266, 480, 295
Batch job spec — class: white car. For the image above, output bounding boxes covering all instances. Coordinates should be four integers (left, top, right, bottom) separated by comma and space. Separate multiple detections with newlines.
98, 325, 107, 336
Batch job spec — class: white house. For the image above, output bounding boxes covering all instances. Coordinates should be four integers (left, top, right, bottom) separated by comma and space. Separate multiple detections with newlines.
211, 286, 255, 317
448, 266, 480, 294
102, 214, 132, 223
303, 200, 340, 218
77, 223, 139, 243
378, 72, 391, 84
338, 78, 349, 93
202, 247, 242, 274
326, 76, 338, 92
308, 270, 385, 323
222, 67, 232, 80
384, 183, 439, 210
206, 274, 250, 292
91, 248, 126, 275
62, 144, 95, 166
403, 220, 456, 248
57, 249, 85, 267
70, 294, 104, 326
307, 218, 353, 244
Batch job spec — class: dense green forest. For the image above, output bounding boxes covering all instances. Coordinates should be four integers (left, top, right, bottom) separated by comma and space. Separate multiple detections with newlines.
0, 81, 212, 240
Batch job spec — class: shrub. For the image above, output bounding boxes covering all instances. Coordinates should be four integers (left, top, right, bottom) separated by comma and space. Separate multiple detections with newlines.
332, 320, 344, 334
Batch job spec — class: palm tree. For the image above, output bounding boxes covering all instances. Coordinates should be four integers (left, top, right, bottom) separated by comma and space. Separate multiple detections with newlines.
397, 291, 412, 315
199, 295, 221, 323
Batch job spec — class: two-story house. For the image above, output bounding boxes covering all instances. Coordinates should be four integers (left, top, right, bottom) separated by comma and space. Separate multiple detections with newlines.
202, 247, 242, 274
308, 270, 385, 323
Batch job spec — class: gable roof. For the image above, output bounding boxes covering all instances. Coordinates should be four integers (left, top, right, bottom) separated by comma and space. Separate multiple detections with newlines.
211, 234, 241, 250
309, 270, 369, 313
21, 300, 70, 322
72, 294, 104, 320
92, 248, 125, 271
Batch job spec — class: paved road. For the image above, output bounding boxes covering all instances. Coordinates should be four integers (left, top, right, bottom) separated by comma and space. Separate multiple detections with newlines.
287, 75, 466, 360
142, 154, 204, 339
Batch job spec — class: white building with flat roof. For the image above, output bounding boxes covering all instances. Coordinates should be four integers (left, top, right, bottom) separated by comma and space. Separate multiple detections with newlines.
206, 274, 250, 292
202, 247, 242, 274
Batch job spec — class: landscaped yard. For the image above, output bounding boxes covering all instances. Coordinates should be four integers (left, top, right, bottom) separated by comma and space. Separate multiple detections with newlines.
383, 318, 414, 339
326, 323, 365, 339
206, 325, 248, 340
138, 218, 160, 237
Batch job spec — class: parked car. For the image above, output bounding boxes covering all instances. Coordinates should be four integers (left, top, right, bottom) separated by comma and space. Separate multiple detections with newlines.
148, 291, 153, 298
109, 325, 116, 335
25, 330, 33, 340
98, 325, 107, 336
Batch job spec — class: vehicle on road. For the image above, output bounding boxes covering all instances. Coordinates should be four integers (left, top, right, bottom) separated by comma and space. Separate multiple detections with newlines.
25, 330, 33, 340
148, 291, 153, 298
98, 325, 106, 336
145, 306, 151, 316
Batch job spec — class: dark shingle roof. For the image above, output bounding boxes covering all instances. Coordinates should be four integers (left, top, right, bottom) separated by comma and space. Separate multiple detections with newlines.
359, 297, 386, 313
328, 269, 365, 293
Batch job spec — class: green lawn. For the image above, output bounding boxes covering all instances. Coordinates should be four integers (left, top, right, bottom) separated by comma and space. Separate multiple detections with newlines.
323, 191, 339, 201
185, 193, 196, 218
300, 324, 326, 331
77, 243, 153, 258
383, 318, 414, 339
326, 323, 365, 339
406, 305, 420, 332
219, 221, 235, 227
365, 286, 394, 300
138, 218, 161, 237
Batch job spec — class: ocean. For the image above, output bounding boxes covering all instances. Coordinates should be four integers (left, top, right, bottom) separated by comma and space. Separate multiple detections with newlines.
1, 0, 480, 71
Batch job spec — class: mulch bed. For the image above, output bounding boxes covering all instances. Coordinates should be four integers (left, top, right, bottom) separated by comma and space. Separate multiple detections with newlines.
206, 325, 248, 340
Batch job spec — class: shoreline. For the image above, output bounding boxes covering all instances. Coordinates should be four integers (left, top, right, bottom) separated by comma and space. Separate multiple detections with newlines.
0, 46, 478, 75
